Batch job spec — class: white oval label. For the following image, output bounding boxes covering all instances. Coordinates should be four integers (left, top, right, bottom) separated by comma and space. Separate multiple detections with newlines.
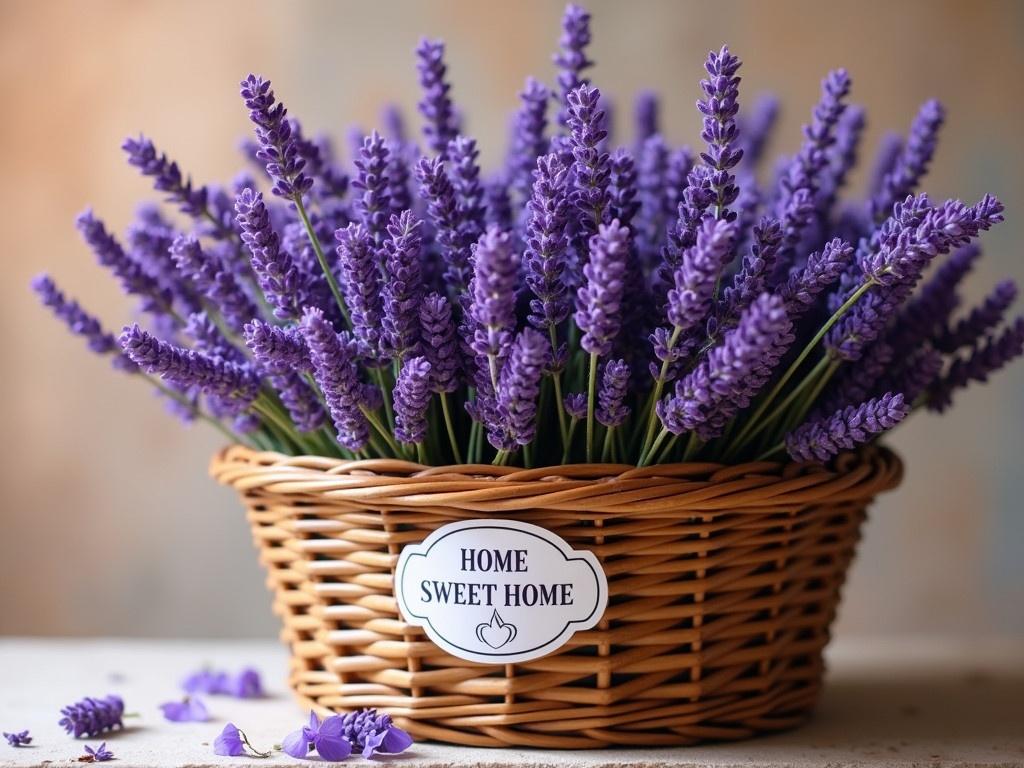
395, 520, 608, 664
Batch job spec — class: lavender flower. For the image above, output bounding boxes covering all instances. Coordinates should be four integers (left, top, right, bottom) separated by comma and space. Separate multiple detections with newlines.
780, 238, 853, 319
300, 308, 369, 451
596, 358, 631, 427
76, 211, 173, 318
159, 697, 209, 723
182, 669, 230, 695
470, 227, 520, 364
553, 4, 593, 129
870, 99, 945, 223
235, 188, 302, 320
416, 156, 472, 291
635, 135, 669, 265
698, 46, 743, 220
721, 217, 784, 319
786, 393, 909, 463
929, 317, 1024, 412
576, 219, 630, 357
737, 94, 778, 169
340, 709, 414, 759
633, 90, 659, 145
564, 392, 587, 421
336, 223, 384, 361
665, 216, 736, 332
394, 356, 433, 445
509, 77, 550, 204
890, 245, 981, 351
447, 135, 486, 243
352, 132, 392, 245
608, 147, 639, 226
3, 731, 31, 747
659, 293, 792, 439
524, 154, 572, 333
239, 74, 312, 199
567, 84, 611, 237
269, 370, 326, 434
122, 136, 209, 220
170, 235, 260, 333
82, 743, 114, 762
244, 320, 310, 373
32, 275, 131, 368
282, 712, 352, 762
485, 173, 515, 231
59, 695, 125, 738
419, 294, 459, 393
491, 328, 549, 450
937, 280, 1017, 353
822, 340, 894, 413
121, 325, 259, 409
416, 39, 458, 154
381, 211, 424, 359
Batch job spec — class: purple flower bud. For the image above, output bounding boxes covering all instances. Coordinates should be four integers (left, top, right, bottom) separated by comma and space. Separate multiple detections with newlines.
484, 173, 514, 232
509, 77, 550, 205
282, 712, 352, 762
239, 74, 312, 199
698, 45, 744, 220
58, 695, 125, 738
576, 219, 630, 357
419, 293, 459, 393
416, 39, 459, 154
340, 709, 413, 759
83, 743, 114, 762
821, 340, 895, 414
416, 156, 472, 292
244, 320, 310, 373
553, 4, 593, 129
597, 358, 631, 428
352, 132, 392, 245
491, 327, 549, 450
890, 245, 980, 352
170, 235, 260, 333
76, 210, 174, 318
447, 135, 487, 245
235, 188, 301, 320
381, 211, 425, 359
721, 216, 784, 319
779, 238, 853, 319
4, 731, 31, 748
608, 147, 639, 227
564, 392, 587, 421
929, 317, 1024, 412
470, 226, 520, 362
122, 135, 209, 221
524, 153, 572, 333
159, 697, 209, 723
633, 90, 659, 146
870, 99, 945, 223
394, 356, 433, 445
300, 308, 368, 451
32, 274, 132, 370
937, 280, 1017, 353
567, 84, 611, 237
120, 324, 259, 410
335, 223, 384, 362
786, 392, 909, 463
665, 216, 736, 332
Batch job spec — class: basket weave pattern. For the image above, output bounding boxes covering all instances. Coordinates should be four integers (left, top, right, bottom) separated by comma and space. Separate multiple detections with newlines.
211, 445, 901, 749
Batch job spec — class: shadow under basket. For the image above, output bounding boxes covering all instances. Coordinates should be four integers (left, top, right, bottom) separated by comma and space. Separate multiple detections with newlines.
210, 445, 902, 749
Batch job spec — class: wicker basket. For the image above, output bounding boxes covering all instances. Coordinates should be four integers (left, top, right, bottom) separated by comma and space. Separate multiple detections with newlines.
210, 444, 902, 749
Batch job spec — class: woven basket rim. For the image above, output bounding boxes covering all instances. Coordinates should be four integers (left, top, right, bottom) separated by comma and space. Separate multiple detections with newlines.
209, 443, 903, 515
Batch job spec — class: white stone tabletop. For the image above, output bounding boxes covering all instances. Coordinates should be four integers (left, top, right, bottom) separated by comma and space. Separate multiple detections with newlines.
1, 636, 1022, 768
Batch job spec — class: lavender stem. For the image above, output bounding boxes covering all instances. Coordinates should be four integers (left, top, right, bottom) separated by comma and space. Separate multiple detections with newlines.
439, 392, 463, 463
293, 195, 350, 326
586, 350, 598, 462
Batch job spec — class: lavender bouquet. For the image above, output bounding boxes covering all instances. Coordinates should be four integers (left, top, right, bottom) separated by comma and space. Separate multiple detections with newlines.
36, 4, 1021, 469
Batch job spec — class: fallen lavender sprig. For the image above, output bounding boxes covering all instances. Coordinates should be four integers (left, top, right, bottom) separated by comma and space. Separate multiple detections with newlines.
4, 731, 31, 747
59, 695, 125, 739
34, 3, 1020, 469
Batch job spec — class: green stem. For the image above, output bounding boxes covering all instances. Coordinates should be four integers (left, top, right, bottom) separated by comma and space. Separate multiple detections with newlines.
681, 432, 700, 462
144, 375, 246, 445
361, 406, 404, 457
562, 417, 580, 464
371, 367, 395, 432
415, 442, 428, 465
756, 441, 786, 462
293, 195, 350, 326
728, 280, 874, 453
439, 393, 462, 463
586, 351, 598, 462
548, 326, 569, 446
601, 426, 615, 462
639, 427, 670, 467
637, 326, 682, 462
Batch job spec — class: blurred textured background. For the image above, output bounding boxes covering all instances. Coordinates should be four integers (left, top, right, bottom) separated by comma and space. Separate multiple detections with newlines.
1, 0, 1021, 639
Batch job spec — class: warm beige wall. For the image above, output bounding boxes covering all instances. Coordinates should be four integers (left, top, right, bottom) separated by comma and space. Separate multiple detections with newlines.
1, 0, 1021, 638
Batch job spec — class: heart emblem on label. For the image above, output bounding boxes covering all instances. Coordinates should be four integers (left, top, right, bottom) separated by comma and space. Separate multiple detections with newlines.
475, 610, 517, 649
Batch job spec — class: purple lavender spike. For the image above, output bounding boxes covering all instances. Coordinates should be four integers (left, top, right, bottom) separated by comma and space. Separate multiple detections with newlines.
419, 293, 459, 393
447, 135, 486, 243
633, 90, 659, 146
821, 340, 895, 413
576, 219, 630, 357
416, 39, 458, 154
608, 148, 639, 227
870, 99, 945, 223
596, 358, 631, 428
470, 226, 520, 365
509, 77, 550, 206
567, 84, 611, 238
524, 153, 572, 335
352, 132, 392, 246
721, 216, 784, 319
300, 307, 369, 451
491, 327, 549, 450
244, 320, 310, 373
235, 188, 302, 320
779, 238, 853, 320
553, 3, 593, 130
698, 46, 743, 221
239, 74, 312, 200
484, 173, 514, 232
122, 136, 210, 223
393, 356, 433, 445
381, 211, 424, 360
335, 223, 384, 363
635, 135, 669, 267
665, 216, 737, 334
170, 234, 260, 333
937, 280, 1017, 353
786, 392, 909, 463
416, 156, 472, 292
929, 317, 1024, 411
